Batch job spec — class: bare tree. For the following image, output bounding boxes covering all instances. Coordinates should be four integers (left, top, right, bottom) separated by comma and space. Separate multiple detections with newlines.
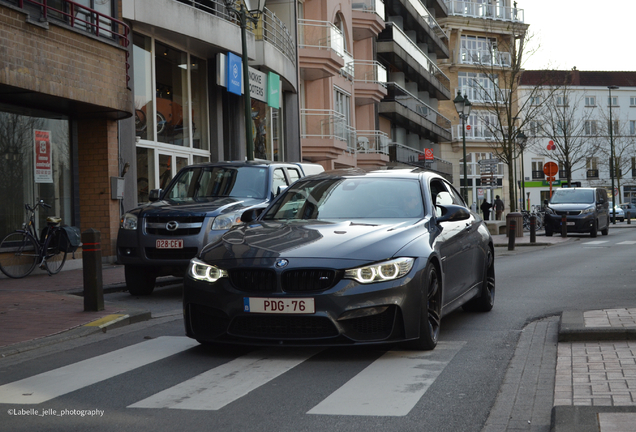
529, 75, 601, 187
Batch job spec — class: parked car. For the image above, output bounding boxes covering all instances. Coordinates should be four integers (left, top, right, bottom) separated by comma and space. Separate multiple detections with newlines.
543, 187, 609, 237
609, 204, 625, 222
117, 161, 323, 295
619, 203, 636, 219
183, 168, 495, 350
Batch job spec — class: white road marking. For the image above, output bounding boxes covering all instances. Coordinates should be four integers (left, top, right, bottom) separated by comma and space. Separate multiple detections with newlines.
129, 348, 323, 411
0, 336, 199, 405
616, 241, 636, 245
307, 341, 465, 416
583, 241, 609, 245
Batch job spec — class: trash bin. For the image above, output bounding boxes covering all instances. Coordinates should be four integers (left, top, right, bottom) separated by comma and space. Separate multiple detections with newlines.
506, 212, 523, 238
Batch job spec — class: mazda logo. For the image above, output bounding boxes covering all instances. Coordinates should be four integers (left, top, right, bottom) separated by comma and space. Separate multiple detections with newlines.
275, 259, 289, 268
166, 221, 179, 231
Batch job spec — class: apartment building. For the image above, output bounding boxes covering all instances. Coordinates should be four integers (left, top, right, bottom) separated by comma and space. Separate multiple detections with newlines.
298, 0, 453, 174
438, 0, 529, 211
0, 0, 132, 262
518, 70, 636, 208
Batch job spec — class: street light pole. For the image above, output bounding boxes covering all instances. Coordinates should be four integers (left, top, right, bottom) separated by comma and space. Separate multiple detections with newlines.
454, 91, 472, 204
608, 85, 619, 224
224, 0, 266, 161
516, 131, 527, 210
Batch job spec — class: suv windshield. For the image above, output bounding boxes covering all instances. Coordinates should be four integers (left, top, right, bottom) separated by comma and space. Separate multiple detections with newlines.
263, 177, 424, 220
163, 166, 268, 202
550, 189, 594, 204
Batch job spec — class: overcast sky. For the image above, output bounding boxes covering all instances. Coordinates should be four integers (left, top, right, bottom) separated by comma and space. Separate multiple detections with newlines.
521, 0, 632, 72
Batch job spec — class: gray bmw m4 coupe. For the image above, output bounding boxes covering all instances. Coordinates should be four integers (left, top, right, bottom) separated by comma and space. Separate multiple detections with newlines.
183, 168, 495, 350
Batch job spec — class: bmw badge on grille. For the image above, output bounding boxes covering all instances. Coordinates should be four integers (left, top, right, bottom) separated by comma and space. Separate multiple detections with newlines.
275, 259, 289, 268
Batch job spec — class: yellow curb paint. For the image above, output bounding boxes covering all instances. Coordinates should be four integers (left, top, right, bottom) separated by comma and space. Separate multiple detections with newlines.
85, 314, 126, 327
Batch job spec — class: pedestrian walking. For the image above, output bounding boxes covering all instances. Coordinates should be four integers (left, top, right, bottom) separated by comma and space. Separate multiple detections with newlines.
494, 195, 504, 220
480, 199, 492, 221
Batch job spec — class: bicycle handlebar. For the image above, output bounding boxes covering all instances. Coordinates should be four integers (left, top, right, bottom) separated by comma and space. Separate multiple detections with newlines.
25, 200, 51, 212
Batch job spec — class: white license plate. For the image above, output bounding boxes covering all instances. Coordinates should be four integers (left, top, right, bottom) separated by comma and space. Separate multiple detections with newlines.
244, 297, 315, 314
156, 239, 183, 249
566, 222, 575, 226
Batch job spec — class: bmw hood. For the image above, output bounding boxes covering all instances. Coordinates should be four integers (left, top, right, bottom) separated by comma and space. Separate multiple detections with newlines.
200, 219, 428, 263
138, 197, 266, 218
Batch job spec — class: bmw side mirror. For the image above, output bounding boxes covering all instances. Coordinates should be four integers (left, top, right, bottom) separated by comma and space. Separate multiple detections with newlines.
436, 205, 471, 223
241, 207, 266, 223
148, 189, 162, 202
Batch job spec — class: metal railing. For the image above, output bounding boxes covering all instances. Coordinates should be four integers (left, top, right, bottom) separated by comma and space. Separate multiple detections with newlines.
300, 109, 356, 152
460, 48, 511, 67
406, 0, 447, 40
444, 0, 524, 22
356, 130, 390, 154
457, 86, 510, 104
351, 60, 387, 84
174, 0, 296, 66
385, 83, 452, 131
451, 124, 501, 141
298, 19, 345, 58
351, 0, 385, 20
12, 0, 131, 86
342, 50, 355, 79
586, 169, 599, 179
388, 143, 453, 180
531, 171, 545, 180
381, 23, 451, 92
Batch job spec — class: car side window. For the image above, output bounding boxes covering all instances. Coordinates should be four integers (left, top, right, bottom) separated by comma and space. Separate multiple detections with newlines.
272, 169, 288, 196
430, 179, 451, 217
287, 168, 301, 184
444, 181, 467, 207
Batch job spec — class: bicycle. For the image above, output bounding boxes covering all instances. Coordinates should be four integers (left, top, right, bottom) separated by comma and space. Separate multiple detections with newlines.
521, 208, 544, 231
0, 200, 69, 278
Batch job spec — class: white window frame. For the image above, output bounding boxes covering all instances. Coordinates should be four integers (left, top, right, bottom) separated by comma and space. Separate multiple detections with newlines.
584, 96, 596, 107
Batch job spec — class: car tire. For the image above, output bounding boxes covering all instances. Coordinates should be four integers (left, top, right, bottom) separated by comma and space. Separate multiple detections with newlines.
462, 248, 495, 313
590, 219, 598, 237
601, 220, 609, 236
409, 262, 441, 351
125, 265, 157, 296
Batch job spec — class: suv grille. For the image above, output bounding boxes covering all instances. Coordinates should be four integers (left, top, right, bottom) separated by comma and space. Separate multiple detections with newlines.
145, 216, 205, 236
229, 269, 277, 293
229, 315, 338, 339
282, 269, 339, 292
555, 210, 581, 216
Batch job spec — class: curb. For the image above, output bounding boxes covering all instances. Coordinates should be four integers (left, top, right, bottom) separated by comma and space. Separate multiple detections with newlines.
551, 406, 636, 432
558, 310, 636, 342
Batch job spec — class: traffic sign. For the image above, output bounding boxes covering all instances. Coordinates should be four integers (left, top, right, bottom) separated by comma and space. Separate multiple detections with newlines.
478, 158, 500, 165
543, 162, 558, 177
466, 125, 471, 131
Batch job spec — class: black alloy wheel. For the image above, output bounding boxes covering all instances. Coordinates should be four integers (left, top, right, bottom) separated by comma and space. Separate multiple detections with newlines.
125, 265, 157, 295
463, 248, 495, 312
410, 262, 441, 351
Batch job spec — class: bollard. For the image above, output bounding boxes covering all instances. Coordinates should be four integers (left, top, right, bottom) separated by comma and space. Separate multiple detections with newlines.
82, 228, 104, 312
529, 215, 536, 243
561, 215, 567, 238
508, 219, 516, 251
628, 212, 631, 224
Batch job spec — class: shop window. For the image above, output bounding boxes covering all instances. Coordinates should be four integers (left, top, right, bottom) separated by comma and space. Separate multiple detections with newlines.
133, 33, 154, 141
155, 42, 189, 146
136, 147, 156, 204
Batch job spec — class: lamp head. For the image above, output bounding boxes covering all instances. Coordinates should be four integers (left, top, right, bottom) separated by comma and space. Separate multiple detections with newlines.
244, 0, 266, 15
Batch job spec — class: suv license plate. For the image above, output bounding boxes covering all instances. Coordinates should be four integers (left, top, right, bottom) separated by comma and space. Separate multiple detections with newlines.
244, 297, 315, 314
156, 239, 183, 249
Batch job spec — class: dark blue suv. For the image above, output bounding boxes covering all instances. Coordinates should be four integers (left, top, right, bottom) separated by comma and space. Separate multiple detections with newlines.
543, 187, 610, 237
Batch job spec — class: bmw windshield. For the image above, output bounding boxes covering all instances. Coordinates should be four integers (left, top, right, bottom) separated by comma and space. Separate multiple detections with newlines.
263, 177, 425, 220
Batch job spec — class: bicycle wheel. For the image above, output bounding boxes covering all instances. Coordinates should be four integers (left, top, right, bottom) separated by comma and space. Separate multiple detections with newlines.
0, 232, 39, 278
43, 231, 68, 275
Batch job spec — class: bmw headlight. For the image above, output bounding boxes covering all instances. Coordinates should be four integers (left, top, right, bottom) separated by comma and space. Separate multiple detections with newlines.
344, 258, 414, 284
120, 213, 138, 230
580, 207, 595, 214
211, 210, 243, 230
189, 258, 228, 283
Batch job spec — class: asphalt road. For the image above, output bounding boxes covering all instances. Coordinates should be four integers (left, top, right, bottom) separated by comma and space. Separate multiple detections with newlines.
1, 228, 635, 432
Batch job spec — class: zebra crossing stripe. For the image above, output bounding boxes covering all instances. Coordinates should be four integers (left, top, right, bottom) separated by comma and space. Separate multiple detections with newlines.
307, 341, 465, 416
0, 336, 199, 405
583, 241, 610, 245
128, 347, 322, 410
617, 241, 636, 245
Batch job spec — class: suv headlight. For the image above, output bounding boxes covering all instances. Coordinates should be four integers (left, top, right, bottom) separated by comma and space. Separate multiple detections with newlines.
544, 207, 555, 215
344, 258, 414, 284
211, 210, 243, 230
580, 207, 595, 214
189, 258, 228, 283
120, 213, 138, 230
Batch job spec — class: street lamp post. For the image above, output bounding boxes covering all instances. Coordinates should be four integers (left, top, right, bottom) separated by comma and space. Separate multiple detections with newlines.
516, 130, 528, 210
223, 0, 266, 161
608, 85, 619, 224
454, 92, 472, 203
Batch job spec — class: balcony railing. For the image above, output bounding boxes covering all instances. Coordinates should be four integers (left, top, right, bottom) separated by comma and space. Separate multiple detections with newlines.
11, 0, 131, 86
406, 0, 447, 40
586, 169, 599, 179
460, 48, 511, 67
174, 0, 296, 66
382, 23, 451, 92
457, 86, 510, 104
385, 83, 452, 130
352, 60, 387, 84
342, 50, 355, 78
531, 171, 545, 180
451, 124, 501, 141
352, 0, 385, 20
298, 19, 345, 58
444, 0, 524, 23
356, 130, 390, 154
301, 109, 356, 152
388, 143, 453, 180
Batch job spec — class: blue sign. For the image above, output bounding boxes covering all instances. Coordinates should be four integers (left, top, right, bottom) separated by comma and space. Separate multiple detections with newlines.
227, 52, 242, 96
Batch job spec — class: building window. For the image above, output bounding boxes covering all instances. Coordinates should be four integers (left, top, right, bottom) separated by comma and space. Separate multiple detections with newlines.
528, 121, 542, 137
584, 120, 597, 136
585, 96, 596, 107
586, 157, 599, 179
529, 96, 541, 106
630, 96, 636, 106
608, 120, 619, 135
630, 120, 636, 136
556, 96, 568, 106
608, 96, 619, 107
531, 160, 545, 180
458, 72, 499, 104
0, 110, 72, 240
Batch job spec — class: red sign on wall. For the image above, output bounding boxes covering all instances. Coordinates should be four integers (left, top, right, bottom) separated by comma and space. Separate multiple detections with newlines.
424, 148, 434, 160
34, 130, 53, 184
